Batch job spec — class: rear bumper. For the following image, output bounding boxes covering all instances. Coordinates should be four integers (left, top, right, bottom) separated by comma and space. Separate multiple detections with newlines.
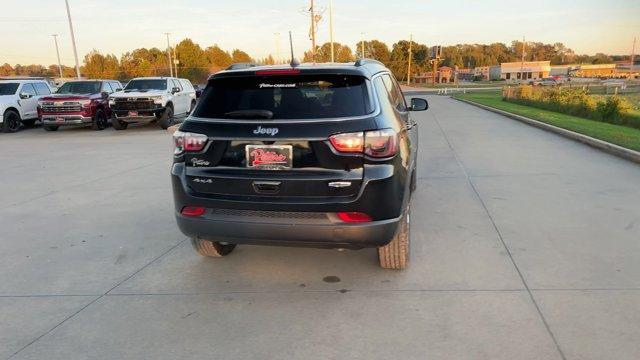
171, 161, 407, 248
176, 211, 400, 249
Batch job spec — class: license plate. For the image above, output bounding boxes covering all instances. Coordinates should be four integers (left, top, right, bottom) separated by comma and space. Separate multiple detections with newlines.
55, 117, 65, 124
128, 111, 138, 117
246, 145, 292, 170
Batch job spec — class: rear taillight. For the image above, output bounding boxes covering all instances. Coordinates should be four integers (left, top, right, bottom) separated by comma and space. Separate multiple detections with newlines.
364, 129, 398, 158
329, 129, 398, 158
173, 131, 208, 155
337, 212, 372, 223
181, 206, 206, 217
329, 132, 364, 153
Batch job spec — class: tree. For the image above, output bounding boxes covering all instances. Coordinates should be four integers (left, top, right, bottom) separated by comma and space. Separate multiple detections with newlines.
592, 53, 613, 64
82, 50, 120, 79
262, 55, 276, 65
355, 40, 391, 63
121, 48, 168, 78
303, 42, 354, 63
231, 49, 252, 63
0, 63, 14, 76
388, 40, 429, 81
204, 45, 233, 72
175, 38, 208, 83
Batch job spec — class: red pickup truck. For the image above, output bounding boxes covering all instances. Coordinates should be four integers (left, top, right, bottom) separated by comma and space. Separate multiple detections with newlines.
38, 80, 122, 131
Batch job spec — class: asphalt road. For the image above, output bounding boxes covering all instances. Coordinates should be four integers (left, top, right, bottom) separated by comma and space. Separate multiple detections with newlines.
1, 96, 639, 360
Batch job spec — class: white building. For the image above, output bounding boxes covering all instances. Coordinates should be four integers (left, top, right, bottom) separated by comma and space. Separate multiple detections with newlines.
501, 61, 551, 81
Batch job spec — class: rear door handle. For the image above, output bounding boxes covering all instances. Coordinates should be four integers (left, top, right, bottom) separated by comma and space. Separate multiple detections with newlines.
252, 181, 281, 194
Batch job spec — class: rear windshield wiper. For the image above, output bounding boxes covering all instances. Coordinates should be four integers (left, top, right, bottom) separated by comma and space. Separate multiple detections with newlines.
223, 110, 274, 119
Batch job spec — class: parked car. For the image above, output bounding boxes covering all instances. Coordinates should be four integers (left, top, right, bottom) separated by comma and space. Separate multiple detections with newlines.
193, 84, 204, 99
109, 77, 196, 130
532, 78, 557, 86
37, 79, 123, 131
551, 75, 569, 83
0, 79, 53, 132
171, 59, 428, 269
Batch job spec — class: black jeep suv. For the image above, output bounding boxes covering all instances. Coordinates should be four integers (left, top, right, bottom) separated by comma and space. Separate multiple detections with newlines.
171, 59, 428, 269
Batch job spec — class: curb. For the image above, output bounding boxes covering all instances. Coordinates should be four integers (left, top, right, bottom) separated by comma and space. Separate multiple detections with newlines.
453, 97, 640, 165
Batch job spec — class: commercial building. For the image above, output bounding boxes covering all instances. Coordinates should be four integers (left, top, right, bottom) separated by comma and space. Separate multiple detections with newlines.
569, 64, 616, 78
550, 65, 570, 76
474, 66, 501, 81
500, 61, 550, 81
456, 68, 475, 81
413, 66, 454, 84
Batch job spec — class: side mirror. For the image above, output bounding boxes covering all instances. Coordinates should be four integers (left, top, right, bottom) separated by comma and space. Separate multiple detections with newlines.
101, 91, 109, 99
19, 92, 32, 100
171, 87, 180, 94
409, 98, 428, 111
115, 88, 123, 92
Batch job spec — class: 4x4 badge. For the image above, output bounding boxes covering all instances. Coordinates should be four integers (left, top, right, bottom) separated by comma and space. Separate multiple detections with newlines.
253, 125, 279, 136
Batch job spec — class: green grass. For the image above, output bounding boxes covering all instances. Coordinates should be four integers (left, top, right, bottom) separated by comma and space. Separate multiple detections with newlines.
452, 91, 640, 152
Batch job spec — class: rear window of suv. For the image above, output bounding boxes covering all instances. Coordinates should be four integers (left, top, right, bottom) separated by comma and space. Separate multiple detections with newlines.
194, 74, 373, 120
0, 83, 19, 95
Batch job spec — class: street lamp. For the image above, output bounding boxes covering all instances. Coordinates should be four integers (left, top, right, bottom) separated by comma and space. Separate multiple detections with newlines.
64, 0, 81, 79
164, 33, 174, 77
51, 34, 63, 78
274, 32, 281, 64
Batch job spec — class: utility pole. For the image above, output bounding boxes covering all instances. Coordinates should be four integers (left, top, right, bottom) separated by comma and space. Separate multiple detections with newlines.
64, 0, 81, 79
309, 0, 316, 61
406, 34, 413, 86
173, 42, 178, 77
51, 34, 63, 78
360, 32, 365, 58
520, 36, 526, 82
164, 33, 174, 77
631, 37, 637, 72
274, 32, 281, 64
329, 0, 334, 62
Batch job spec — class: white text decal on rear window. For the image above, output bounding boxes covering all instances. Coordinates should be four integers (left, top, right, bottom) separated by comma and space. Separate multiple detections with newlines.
259, 83, 296, 88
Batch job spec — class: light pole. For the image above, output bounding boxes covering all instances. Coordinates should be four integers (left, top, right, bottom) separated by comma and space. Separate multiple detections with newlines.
407, 34, 412, 86
360, 32, 365, 58
329, 0, 334, 62
164, 33, 174, 77
51, 34, 63, 78
520, 36, 526, 82
274, 32, 281, 64
64, 0, 81, 79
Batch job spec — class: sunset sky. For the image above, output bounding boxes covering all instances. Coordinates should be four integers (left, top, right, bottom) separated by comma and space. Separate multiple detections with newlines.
1, 0, 638, 66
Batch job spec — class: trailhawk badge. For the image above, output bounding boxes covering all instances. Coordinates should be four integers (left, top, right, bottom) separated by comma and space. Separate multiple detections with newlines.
253, 125, 279, 136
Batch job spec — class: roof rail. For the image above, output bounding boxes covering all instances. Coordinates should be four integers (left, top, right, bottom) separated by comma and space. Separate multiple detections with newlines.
354, 58, 383, 67
226, 63, 258, 70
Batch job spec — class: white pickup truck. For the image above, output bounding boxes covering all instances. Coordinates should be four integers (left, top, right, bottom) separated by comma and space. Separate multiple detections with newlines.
109, 77, 197, 130
0, 79, 53, 132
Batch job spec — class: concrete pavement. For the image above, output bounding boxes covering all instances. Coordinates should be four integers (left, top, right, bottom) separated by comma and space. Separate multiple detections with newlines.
1, 96, 639, 359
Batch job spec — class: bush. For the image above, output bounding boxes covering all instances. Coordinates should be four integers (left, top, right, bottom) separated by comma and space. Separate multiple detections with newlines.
503, 85, 638, 129
596, 96, 631, 124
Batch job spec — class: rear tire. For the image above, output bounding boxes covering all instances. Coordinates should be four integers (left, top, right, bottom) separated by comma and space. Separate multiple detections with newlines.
378, 204, 410, 270
191, 237, 236, 257
91, 109, 108, 130
2, 109, 21, 133
43, 125, 59, 131
159, 105, 174, 129
112, 116, 128, 130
